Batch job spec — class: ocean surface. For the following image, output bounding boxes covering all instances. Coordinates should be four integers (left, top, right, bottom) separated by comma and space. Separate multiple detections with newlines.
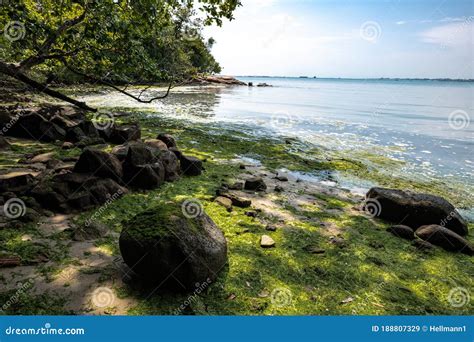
81, 77, 474, 214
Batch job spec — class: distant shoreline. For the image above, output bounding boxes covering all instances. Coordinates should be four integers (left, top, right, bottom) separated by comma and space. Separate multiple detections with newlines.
234, 76, 474, 82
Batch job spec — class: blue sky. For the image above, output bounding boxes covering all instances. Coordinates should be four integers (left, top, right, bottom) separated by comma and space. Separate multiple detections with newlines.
203, 0, 473, 78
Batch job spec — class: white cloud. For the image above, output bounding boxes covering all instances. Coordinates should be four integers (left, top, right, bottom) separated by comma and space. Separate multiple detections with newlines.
396, 21, 406, 25
419, 21, 473, 46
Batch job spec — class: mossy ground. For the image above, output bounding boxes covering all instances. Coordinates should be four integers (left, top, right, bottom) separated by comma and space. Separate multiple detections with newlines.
0, 98, 473, 315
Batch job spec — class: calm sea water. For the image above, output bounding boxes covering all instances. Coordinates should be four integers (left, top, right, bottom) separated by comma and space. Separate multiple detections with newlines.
81, 77, 473, 210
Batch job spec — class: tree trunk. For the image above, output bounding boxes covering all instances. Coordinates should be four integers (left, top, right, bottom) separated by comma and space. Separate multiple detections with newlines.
0, 61, 97, 112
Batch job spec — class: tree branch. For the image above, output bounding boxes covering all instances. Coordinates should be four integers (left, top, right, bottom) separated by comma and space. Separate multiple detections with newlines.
0, 61, 97, 112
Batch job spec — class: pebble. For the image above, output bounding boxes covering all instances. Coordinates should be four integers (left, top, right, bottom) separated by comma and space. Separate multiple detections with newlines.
260, 235, 276, 248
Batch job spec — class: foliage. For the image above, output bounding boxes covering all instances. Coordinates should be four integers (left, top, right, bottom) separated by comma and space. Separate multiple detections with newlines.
0, 0, 240, 84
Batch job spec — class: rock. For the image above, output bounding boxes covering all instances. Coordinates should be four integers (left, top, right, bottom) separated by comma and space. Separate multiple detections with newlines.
245, 211, 258, 218
158, 150, 180, 181
169, 147, 183, 160
157, 133, 177, 148
31, 173, 127, 213
126, 163, 165, 189
265, 225, 277, 232
180, 155, 202, 176
61, 142, 74, 150
215, 196, 232, 211
274, 185, 284, 192
275, 173, 289, 182
73, 221, 109, 241
0, 136, 10, 149
0, 171, 37, 192
29, 152, 55, 164
239, 164, 246, 170
3, 112, 66, 142
412, 239, 435, 251
257, 83, 272, 87
73, 148, 123, 182
260, 235, 275, 248
387, 225, 415, 240
75, 137, 106, 148
145, 139, 168, 151
111, 144, 129, 161
0, 255, 21, 267
109, 124, 141, 144
329, 236, 347, 248
415, 225, 474, 255
366, 187, 468, 236
219, 193, 251, 208
228, 181, 244, 190
119, 204, 227, 290
122, 142, 165, 189
244, 177, 267, 191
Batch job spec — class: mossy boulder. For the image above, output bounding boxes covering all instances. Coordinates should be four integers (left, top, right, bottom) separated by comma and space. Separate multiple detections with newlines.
119, 204, 227, 291
366, 187, 468, 236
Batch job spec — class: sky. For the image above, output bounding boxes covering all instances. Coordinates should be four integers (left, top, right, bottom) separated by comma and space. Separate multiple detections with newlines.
203, 0, 474, 79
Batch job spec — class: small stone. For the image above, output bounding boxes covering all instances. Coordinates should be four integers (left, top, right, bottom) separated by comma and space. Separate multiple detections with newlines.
228, 181, 244, 190
61, 142, 74, 150
274, 185, 284, 192
239, 164, 246, 169
260, 235, 275, 248
387, 225, 415, 240
245, 177, 267, 191
275, 173, 289, 182
157, 133, 177, 148
265, 225, 277, 232
180, 155, 203, 176
29, 152, 55, 163
245, 211, 258, 218
220, 193, 252, 208
329, 236, 347, 248
215, 196, 232, 211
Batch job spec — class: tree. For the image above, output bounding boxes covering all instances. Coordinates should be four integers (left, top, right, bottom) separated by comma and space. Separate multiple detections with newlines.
0, 0, 240, 111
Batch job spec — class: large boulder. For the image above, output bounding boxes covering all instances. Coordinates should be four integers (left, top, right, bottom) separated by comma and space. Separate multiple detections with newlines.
180, 155, 202, 176
119, 204, 227, 290
109, 124, 141, 144
31, 173, 127, 213
73, 148, 123, 182
415, 225, 474, 255
387, 225, 415, 240
156, 133, 177, 148
366, 188, 468, 236
122, 142, 165, 189
158, 150, 180, 181
0, 171, 38, 193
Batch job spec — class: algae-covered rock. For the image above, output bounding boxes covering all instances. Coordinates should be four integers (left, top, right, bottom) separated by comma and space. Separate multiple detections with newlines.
119, 203, 227, 290
366, 187, 468, 236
